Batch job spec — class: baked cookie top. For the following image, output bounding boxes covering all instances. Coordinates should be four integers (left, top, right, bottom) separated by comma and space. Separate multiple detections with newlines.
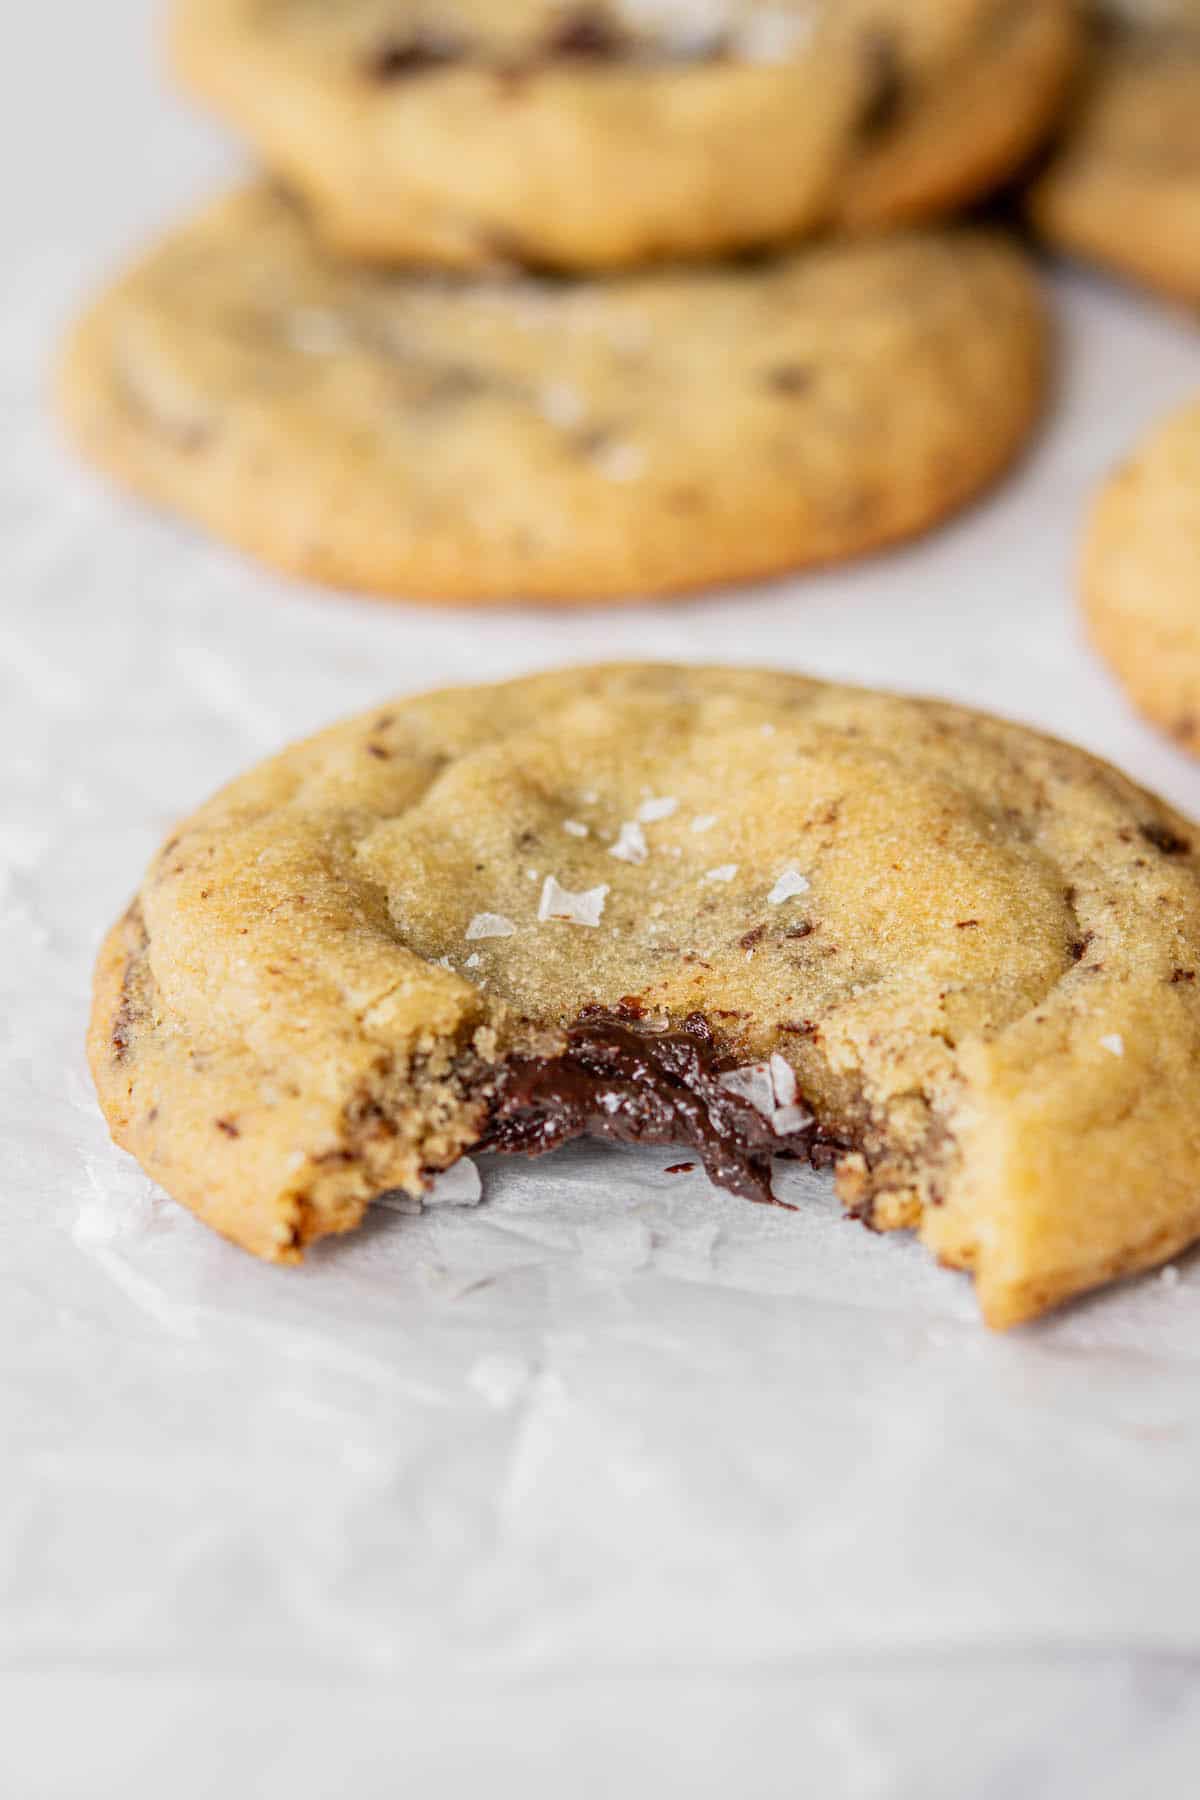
91, 664, 1200, 1329
58, 187, 1046, 604
1030, 0, 1200, 301
1084, 394, 1200, 752
170, 0, 1079, 268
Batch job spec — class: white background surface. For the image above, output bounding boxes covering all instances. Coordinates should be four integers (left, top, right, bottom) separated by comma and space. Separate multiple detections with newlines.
5, 6, 1200, 1795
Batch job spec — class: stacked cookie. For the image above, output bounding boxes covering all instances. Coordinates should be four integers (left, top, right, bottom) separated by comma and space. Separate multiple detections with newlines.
59, 0, 1081, 603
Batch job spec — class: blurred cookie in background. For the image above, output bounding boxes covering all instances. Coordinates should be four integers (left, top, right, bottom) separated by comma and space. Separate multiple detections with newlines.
170, 1, 1080, 271
56, 188, 1048, 605
1030, 0, 1200, 305
1084, 394, 1200, 750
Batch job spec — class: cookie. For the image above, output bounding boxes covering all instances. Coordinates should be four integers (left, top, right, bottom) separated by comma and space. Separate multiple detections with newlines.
57, 187, 1047, 605
1030, 2, 1200, 304
170, 1, 1080, 271
1083, 395, 1200, 749
90, 663, 1200, 1329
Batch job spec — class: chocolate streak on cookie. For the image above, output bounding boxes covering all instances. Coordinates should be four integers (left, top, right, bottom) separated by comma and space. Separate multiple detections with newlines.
478, 1011, 844, 1208
366, 33, 465, 80
110, 905, 150, 1062
544, 8, 629, 59
856, 28, 906, 139
369, 6, 734, 87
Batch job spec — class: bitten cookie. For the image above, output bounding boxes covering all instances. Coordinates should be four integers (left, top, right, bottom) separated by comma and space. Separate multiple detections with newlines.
90, 664, 1200, 1329
57, 187, 1047, 605
1084, 395, 1200, 749
1030, 0, 1200, 304
171, 0, 1080, 271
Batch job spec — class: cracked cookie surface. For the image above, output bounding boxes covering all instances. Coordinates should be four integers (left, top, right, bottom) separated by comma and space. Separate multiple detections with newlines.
170, 0, 1079, 270
58, 187, 1047, 604
90, 663, 1200, 1328
1084, 394, 1200, 750
1030, 0, 1200, 303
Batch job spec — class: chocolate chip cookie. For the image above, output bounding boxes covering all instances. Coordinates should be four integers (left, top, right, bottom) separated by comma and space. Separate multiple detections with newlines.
1084, 395, 1200, 749
58, 187, 1047, 604
1030, 1, 1200, 304
171, 1, 1080, 271
90, 664, 1200, 1328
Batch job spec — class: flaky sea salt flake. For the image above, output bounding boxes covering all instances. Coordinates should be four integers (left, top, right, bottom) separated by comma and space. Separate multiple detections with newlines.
539, 380, 586, 429
637, 795, 678, 823
423, 1159, 483, 1208
690, 813, 719, 833
768, 868, 810, 905
538, 875, 609, 927
737, 7, 814, 64
466, 912, 516, 940
704, 863, 738, 884
609, 821, 649, 864
771, 1103, 813, 1137
769, 1052, 797, 1107
1100, 1033, 1124, 1057
719, 1064, 776, 1121
563, 819, 589, 837
595, 440, 646, 483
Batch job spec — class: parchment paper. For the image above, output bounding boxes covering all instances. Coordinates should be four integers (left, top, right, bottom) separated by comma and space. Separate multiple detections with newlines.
4, 6, 1200, 1793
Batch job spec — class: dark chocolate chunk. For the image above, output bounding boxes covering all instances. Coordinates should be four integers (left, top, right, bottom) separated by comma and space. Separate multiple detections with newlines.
480, 1013, 842, 1207
366, 33, 464, 80
544, 8, 628, 59
857, 28, 905, 139
111, 999, 134, 1061
766, 364, 814, 396
1140, 822, 1191, 856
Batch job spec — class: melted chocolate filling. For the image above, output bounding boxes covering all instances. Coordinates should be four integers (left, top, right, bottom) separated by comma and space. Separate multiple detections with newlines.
479, 1012, 843, 1207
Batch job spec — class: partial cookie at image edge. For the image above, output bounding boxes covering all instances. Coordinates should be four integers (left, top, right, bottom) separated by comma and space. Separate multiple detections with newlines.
1030, 30, 1200, 305
1083, 394, 1200, 752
